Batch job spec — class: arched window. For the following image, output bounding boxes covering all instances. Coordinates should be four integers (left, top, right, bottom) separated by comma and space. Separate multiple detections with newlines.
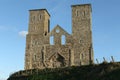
50, 36, 54, 45
61, 35, 66, 45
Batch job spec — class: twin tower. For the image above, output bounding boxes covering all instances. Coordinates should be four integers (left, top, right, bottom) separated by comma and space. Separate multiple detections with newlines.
25, 4, 94, 70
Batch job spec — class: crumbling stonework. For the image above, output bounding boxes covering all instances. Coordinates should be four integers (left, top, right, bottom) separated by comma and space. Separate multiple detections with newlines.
25, 4, 94, 70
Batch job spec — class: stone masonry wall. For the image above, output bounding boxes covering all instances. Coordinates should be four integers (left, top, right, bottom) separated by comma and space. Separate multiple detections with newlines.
25, 4, 94, 70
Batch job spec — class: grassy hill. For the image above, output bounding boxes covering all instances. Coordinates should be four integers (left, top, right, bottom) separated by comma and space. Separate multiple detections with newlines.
7, 62, 120, 80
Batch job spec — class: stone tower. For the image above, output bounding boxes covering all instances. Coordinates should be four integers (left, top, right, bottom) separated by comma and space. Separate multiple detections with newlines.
25, 4, 94, 70
25, 9, 50, 69
72, 4, 94, 66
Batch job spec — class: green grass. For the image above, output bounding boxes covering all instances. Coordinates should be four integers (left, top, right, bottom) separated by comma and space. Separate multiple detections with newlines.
7, 62, 120, 80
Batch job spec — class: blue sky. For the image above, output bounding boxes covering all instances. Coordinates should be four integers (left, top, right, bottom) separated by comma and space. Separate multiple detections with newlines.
0, 0, 120, 79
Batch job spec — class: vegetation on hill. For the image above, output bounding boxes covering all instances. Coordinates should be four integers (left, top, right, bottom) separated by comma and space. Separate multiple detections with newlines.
7, 62, 120, 80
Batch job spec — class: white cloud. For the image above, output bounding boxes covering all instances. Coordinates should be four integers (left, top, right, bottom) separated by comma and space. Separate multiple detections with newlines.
19, 31, 28, 37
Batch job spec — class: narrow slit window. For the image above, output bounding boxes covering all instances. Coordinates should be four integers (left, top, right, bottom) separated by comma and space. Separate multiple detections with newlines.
84, 11, 86, 17
48, 19, 50, 32
33, 16, 35, 22
41, 47, 44, 61
31, 16, 35, 22
82, 54, 84, 60
80, 39, 82, 43
61, 35, 66, 45
76, 10, 79, 16
80, 54, 81, 60
39, 15, 42, 20
44, 31, 47, 36
50, 36, 54, 45
34, 55, 36, 61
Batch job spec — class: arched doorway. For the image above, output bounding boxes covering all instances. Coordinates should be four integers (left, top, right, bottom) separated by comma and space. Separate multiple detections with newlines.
49, 53, 65, 68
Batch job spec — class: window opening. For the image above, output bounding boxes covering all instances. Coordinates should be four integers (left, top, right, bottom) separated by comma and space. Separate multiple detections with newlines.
56, 29, 60, 33
34, 55, 37, 61
69, 49, 71, 66
31, 16, 35, 22
48, 19, 50, 32
39, 15, 42, 20
50, 36, 54, 45
61, 35, 66, 45
76, 10, 79, 16
82, 54, 84, 60
80, 54, 81, 60
41, 47, 44, 61
80, 39, 82, 43
44, 31, 47, 36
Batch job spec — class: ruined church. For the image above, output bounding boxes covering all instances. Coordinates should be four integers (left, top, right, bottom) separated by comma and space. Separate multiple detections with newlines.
25, 4, 94, 70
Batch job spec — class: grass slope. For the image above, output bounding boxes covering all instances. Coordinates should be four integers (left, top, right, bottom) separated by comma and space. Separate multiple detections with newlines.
8, 62, 120, 80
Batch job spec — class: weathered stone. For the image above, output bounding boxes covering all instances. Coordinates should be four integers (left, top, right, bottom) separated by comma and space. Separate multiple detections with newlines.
25, 4, 94, 70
